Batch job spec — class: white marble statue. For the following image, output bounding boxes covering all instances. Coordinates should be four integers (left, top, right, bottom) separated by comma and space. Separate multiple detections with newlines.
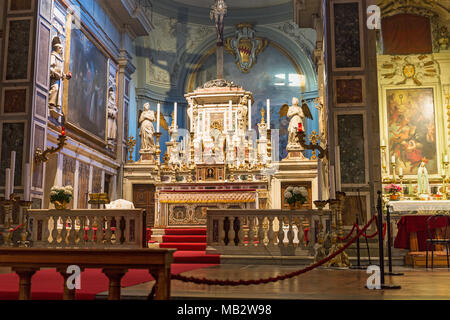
417, 161, 429, 195
48, 37, 71, 113
107, 88, 118, 142
281, 97, 313, 149
138, 103, 156, 152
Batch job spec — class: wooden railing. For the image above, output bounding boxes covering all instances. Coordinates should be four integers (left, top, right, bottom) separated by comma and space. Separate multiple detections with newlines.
206, 209, 332, 256
0, 247, 174, 300
26, 209, 146, 248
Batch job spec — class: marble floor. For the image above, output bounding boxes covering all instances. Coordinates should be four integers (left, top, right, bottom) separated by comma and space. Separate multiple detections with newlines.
97, 264, 450, 300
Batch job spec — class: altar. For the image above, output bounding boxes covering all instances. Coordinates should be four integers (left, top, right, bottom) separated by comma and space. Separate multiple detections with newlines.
388, 200, 450, 215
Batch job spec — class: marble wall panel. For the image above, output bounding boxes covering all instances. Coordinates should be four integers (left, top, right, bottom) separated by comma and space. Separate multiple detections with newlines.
5, 19, 31, 81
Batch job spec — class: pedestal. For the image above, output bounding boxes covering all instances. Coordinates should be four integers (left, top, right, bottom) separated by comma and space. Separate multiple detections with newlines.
283, 145, 307, 161
139, 150, 156, 163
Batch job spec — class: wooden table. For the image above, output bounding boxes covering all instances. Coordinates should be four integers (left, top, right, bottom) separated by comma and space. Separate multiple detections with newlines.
0, 248, 175, 300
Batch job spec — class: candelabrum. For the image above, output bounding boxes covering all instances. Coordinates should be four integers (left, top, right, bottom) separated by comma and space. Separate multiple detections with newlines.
391, 162, 397, 184
35, 134, 67, 164
1, 200, 14, 246
442, 159, 449, 199
18, 200, 32, 247
126, 136, 136, 162
155, 133, 162, 182
267, 129, 272, 164
313, 200, 329, 263
296, 130, 327, 159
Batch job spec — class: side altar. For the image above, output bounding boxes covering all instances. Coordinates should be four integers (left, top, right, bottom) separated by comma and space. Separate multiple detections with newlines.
123, 79, 319, 230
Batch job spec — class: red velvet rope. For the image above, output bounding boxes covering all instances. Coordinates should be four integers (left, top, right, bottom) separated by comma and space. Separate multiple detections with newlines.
171, 216, 377, 286
336, 224, 356, 242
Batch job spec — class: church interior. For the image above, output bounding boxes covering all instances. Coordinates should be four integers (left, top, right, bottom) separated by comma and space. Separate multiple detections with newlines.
0, 0, 449, 304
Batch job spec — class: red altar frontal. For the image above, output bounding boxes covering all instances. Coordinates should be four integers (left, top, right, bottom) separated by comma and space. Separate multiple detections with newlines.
155, 183, 268, 228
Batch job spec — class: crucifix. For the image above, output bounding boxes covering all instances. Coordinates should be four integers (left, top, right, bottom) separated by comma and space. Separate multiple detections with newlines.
210, 0, 228, 79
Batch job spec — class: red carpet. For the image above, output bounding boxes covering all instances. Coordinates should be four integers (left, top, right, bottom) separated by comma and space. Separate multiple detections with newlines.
0, 263, 217, 300
164, 228, 206, 235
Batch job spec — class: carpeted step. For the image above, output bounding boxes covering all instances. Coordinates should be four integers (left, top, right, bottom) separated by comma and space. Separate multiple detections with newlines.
164, 228, 206, 235
160, 242, 206, 251
162, 235, 206, 243
173, 250, 220, 264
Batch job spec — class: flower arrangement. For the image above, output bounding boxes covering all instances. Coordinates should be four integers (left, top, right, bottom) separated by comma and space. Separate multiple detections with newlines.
384, 184, 402, 195
50, 185, 73, 208
284, 186, 308, 206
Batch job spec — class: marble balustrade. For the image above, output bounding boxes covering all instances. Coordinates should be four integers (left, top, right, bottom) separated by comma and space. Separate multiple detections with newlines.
26, 209, 146, 249
206, 209, 332, 256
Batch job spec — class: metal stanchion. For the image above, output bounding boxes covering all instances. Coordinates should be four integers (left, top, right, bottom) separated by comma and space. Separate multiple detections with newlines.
385, 204, 403, 276
350, 216, 366, 270
376, 191, 401, 289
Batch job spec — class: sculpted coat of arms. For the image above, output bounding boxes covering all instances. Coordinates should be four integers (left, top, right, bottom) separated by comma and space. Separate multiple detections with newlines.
225, 24, 268, 73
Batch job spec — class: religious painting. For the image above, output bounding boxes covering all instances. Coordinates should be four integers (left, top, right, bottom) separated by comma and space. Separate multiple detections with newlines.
3, 88, 27, 113
337, 114, 366, 185
206, 168, 215, 180
5, 19, 31, 81
0, 123, 24, 187
68, 28, 108, 140
335, 78, 364, 106
387, 88, 437, 175
332, 2, 362, 70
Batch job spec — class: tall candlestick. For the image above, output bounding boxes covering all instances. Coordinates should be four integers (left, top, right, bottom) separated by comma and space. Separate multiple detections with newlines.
5, 168, 11, 200
248, 100, 252, 130
10, 151, 16, 196
266, 99, 270, 129
174, 102, 177, 127
24, 163, 30, 201
157, 103, 160, 133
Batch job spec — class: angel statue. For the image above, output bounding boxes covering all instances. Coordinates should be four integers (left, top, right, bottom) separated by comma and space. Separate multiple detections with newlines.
280, 97, 313, 149
138, 103, 168, 153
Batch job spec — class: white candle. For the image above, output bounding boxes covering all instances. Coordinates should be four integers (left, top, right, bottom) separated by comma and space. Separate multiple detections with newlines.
24, 163, 30, 201
157, 103, 160, 133
10, 151, 16, 196
391, 155, 395, 164
174, 102, 177, 127
248, 100, 252, 130
317, 159, 322, 201
229, 100, 232, 132
5, 168, 11, 200
189, 103, 194, 132
267, 99, 270, 128
445, 155, 449, 163
399, 167, 403, 176
381, 139, 385, 147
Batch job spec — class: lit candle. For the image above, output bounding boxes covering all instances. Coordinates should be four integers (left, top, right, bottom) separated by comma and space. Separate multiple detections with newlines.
157, 103, 160, 133
10, 151, 15, 196
267, 99, 270, 128
248, 100, 252, 131
229, 100, 232, 132
61, 126, 65, 136
445, 155, 449, 163
174, 102, 177, 127
391, 155, 395, 164
24, 163, 30, 201
5, 168, 10, 200
298, 122, 303, 132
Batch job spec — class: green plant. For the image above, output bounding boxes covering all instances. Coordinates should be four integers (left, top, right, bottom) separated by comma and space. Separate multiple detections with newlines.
50, 185, 73, 204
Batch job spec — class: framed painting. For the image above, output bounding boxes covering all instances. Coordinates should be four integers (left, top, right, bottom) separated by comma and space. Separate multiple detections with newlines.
2, 87, 28, 114
334, 76, 365, 106
386, 88, 437, 175
67, 27, 108, 140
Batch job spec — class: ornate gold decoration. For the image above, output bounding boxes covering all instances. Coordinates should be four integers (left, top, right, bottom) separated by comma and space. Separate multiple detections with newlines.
296, 130, 327, 159
260, 108, 265, 124
35, 133, 67, 164
88, 193, 110, 206
126, 136, 137, 162
380, 55, 438, 86
210, 120, 223, 132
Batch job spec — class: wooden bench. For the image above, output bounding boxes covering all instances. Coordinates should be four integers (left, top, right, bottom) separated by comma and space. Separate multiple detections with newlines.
0, 248, 175, 300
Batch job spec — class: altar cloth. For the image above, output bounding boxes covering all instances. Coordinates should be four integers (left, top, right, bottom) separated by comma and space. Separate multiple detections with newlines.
388, 200, 450, 214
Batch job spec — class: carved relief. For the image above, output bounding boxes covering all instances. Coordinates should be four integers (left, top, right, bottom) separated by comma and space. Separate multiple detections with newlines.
379, 55, 439, 85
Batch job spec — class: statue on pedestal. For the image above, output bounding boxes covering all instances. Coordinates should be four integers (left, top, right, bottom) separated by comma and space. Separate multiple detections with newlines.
417, 160, 430, 198
280, 97, 313, 160
138, 103, 156, 160
48, 37, 71, 118
107, 87, 118, 147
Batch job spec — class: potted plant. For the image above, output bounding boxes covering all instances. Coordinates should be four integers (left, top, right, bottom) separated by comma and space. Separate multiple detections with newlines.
50, 185, 73, 209
284, 186, 309, 209
384, 184, 402, 201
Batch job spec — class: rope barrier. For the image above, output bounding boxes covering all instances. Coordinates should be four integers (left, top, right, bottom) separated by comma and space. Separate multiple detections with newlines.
336, 219, 386, 242
171, 216, 377, 286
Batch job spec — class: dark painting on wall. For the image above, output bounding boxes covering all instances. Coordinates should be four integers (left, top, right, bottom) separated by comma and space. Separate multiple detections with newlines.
5, 19, 31, 80
0, 123, 24, 186
3, 89, 27, 113
338, 114, 365, 184
333, 2, 361, 69
336, 78, 363, 105
68, 28, 108, 140
9, 0, 32, 11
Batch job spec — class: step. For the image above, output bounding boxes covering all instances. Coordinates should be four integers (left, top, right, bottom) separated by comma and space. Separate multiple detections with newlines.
160, 243, 206, 251
162, 235, 206, 243
165, 228, 206, 235
173, 250, 220, 264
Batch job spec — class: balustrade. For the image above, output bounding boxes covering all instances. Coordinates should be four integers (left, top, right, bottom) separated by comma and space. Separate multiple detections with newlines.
25, 209, 146, 248
207, 209, 332, 256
